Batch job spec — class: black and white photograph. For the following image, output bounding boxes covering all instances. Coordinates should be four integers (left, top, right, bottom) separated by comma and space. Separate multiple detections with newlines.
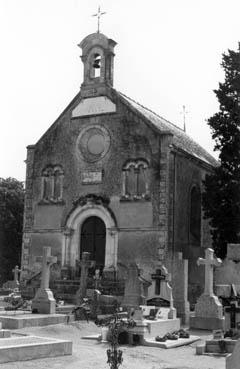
0, 1, 240, 368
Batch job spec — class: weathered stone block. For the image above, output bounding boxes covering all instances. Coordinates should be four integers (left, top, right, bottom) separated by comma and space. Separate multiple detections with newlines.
190, 316, 225, 330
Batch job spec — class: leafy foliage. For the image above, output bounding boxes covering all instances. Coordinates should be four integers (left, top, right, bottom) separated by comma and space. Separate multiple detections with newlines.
202, 44, 240, 259
0, 178, 24, 283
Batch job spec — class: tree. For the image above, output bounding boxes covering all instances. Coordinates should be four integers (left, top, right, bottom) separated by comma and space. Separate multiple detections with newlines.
202, 44, 240, 259
0, 178, 24, 283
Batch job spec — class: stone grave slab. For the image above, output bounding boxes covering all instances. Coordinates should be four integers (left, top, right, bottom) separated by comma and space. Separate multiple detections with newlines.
0, 313, 71, 329
0, 335, 72, 363
144, 335, 200, 349
126, 312, 180, 345
196, 339, 238, 356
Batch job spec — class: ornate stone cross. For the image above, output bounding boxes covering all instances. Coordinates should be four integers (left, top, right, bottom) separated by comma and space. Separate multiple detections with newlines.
197, 248, 222, 296
40, 247, 57, 290
76, 252, 93, 305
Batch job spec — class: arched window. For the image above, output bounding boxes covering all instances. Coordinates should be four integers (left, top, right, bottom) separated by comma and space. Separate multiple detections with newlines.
42, 168, 53, 201
189, 186, 201, 246
122, 160, 149, 200
125, 164, 136, 196
92, 53, 101, 78
41, 165, 64, 203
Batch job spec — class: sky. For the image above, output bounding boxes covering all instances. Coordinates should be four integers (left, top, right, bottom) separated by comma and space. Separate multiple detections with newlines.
0, 0, 239, 181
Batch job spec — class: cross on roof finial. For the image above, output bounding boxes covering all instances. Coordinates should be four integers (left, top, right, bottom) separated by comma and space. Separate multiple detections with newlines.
92, 6, 106, 33
180, 105, 189, 132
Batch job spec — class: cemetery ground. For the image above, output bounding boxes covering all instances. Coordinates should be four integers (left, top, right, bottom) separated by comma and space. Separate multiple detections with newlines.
0, 321, 225, 369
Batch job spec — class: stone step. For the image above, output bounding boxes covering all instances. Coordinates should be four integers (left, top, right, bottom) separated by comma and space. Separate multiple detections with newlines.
0, 335, 72, 363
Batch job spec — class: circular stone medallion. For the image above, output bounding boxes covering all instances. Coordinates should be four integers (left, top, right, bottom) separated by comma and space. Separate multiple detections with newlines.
77, 125, 111, 162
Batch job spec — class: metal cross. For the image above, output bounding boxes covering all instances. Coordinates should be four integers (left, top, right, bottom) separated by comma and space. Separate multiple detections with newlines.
225, 302, 240, 329
181, 105, 189, 132
92, 6, 106, 33
151, 269, 166, 295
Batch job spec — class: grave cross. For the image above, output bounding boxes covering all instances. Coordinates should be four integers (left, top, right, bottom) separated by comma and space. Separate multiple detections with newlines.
76, 252, 93, 305
12, 265, 21, 285
197, 248, 222, 296
225, 302, 240, 329
151, 268, 167, 295
40, 247, 57, 290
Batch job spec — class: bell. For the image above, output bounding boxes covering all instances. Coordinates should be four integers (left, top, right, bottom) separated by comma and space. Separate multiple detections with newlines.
93, 59, 101, 68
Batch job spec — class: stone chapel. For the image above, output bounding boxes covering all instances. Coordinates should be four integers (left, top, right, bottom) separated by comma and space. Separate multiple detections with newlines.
21, 31, 217, 304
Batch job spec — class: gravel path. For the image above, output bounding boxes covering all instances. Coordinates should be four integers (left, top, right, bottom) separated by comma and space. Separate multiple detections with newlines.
0, 322, 226, 369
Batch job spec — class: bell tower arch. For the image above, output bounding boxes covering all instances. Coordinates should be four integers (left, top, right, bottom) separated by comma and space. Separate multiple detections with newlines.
79, 32, 117, 95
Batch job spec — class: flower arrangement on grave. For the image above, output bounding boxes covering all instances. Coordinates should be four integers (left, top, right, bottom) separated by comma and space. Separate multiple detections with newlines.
155, 329, 190, 342
4, 291, 30, 311
95, 309, 136, 369
71, 298, 91, 322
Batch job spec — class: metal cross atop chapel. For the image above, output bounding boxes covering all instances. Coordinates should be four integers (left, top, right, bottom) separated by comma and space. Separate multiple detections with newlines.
92, 6, 106, 33
197, 248, 222, 296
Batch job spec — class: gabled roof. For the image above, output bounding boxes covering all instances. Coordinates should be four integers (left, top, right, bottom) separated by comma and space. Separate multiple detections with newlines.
117, 91, 218, 167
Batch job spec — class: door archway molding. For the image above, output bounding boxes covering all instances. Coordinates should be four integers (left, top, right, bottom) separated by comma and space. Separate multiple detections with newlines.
62, 203, 118, 270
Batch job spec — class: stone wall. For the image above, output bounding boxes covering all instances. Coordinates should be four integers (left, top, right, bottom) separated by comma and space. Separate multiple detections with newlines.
170, 151, 213, 303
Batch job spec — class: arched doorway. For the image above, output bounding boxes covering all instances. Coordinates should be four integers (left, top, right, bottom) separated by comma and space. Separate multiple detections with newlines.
80, 216, 106, 270
63, 202, 118, 271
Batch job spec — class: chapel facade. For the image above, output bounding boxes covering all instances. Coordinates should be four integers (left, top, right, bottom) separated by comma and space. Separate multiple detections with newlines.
21, 32, 217, 303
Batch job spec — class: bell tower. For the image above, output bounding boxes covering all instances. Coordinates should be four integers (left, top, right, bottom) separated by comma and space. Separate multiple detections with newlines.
79, 33, 117, 97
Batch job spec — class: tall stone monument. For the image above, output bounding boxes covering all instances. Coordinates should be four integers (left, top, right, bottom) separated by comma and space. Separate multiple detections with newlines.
190, 248, 225, 330
122, 263, 146, 310
75, 252, 92, 305
32, 247, 57, 314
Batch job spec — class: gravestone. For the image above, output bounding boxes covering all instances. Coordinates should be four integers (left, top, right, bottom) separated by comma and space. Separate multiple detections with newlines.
190, 248, 225, 330
225, 301, 240, 331
2, 266, 22, 290
215, 243, 240, 287
94, 269, 101, 290
122, 263, 145, 310
92, 289, 101, 318
147, 263, 176, 319
75, 252, 93, 305
168, 252, 190, 324
12, 266, 21, 289
32, 247, 57, 314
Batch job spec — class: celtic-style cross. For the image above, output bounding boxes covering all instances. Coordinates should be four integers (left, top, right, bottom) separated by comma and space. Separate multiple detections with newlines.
197, 248, 222, 296
92, 6, 106, 33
